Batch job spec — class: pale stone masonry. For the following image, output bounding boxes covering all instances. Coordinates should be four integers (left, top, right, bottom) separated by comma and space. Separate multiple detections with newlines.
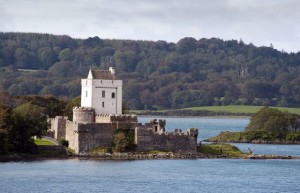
49, 67, 198, 154
81, 67, 122, 115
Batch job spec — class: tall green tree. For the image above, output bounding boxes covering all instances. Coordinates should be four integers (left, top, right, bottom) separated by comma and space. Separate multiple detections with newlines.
9, 103, 47, 153
246, 107, 298, 132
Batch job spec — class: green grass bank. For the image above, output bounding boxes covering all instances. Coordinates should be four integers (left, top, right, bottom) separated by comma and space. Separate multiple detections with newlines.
130, 105, 300, 116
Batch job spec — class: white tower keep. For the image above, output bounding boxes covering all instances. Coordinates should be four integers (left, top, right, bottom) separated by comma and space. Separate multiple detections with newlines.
81, 67, 123, 115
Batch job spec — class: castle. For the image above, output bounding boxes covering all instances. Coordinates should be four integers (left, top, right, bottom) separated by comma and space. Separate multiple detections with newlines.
49, 68, 198, 154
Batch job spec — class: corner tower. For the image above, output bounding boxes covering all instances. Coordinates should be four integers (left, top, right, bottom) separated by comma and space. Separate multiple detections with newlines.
81, 67, 122, 115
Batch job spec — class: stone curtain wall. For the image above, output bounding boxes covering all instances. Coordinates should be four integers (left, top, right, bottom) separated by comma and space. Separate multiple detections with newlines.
76, 123, 116, 153
48, 116, 68, 139
95, 114, 138, 124
65, 121, 77, 152
135, 126, 198, 153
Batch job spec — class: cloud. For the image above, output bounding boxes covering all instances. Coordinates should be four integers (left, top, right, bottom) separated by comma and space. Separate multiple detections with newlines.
1, 0, 300, 52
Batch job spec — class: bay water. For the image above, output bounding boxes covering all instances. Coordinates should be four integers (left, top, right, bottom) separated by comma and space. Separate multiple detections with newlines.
1, 117, 299, 193
139, 116, 300, 156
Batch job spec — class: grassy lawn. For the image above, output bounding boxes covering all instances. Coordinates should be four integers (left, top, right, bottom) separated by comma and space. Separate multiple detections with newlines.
130, 105, 300, 115
34, 139, 56, 146
198, 143, 246, 158
185, 105, 300, 115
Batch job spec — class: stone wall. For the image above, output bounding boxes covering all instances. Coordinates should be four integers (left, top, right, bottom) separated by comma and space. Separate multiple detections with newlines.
48, 116, 68, 139
150, 119, 166, 134
65, 121, 77, 152
67, 121, 140, 154
95, 114, 138, 124
73, 107, 95, 123
135, 125, 198, 153
66, 122, 116, 154
52, 115, 198, 154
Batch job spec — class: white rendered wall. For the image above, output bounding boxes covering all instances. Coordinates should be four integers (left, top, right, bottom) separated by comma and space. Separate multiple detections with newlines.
81, 79, 122, 115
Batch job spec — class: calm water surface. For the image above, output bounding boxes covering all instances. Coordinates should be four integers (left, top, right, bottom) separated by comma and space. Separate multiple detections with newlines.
1, 159, 299, 193
1, 117, 299, 193
138, 116, 249, 141
139, 116, 300, 156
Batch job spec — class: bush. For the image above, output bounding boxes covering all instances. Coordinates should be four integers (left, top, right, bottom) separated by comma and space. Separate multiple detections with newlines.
113, 129, 136, 152
286, 132, 300, 141
58, 138, 69, 147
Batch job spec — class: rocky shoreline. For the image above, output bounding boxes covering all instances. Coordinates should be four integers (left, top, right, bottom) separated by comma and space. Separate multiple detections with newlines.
0, 152, 297, 162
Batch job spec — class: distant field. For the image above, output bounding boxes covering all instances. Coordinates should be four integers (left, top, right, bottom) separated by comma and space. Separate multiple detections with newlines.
130, 105, 300, 115
34, 139, 56, 146
184, 105, 300, 115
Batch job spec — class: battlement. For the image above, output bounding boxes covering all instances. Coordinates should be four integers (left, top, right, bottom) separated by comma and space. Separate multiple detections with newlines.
73, 106, 95, 123
73, 106, 95, 111
187, 128, 198, 136
135, 120, 198, 138
135, 124, 198, 153
95, 114, 138, 123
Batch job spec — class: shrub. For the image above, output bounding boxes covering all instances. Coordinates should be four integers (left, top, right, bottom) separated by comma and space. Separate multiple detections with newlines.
113, 129, 136, 152
58, 138, 69, 147
286, 132, 300, 142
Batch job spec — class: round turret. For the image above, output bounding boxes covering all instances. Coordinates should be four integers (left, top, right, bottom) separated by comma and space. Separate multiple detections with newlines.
73, 107, 95, 123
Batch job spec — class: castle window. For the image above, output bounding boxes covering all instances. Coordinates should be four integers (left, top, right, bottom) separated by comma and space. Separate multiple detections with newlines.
86, 91, 88, 97
112, 92, 115, 98
102, 90, 105, 98
102, 102, 105, 108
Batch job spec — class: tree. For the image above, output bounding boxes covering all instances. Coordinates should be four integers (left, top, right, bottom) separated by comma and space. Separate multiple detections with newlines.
83, 36, 103, 47
0, 104, 10, 154
58, 48, 73, 61
8, 103, 48, 153
0, 129, 8, 154
16, 95, 67, 117
113, 132, 128, 152
176, 37, 197, 54
38, 47, 58, 69
113, 129, 135, 152
1, 32, 300, 109
64, 96, 81, 120
48, 61, 76, 77
246, 107, 296, 132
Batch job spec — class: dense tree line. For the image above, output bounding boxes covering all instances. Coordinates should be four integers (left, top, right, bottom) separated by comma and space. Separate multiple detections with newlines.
0, 32, 300, 109
0, 93, 67, 154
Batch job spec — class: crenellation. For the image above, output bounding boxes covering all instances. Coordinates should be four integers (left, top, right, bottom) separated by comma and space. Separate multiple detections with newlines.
73, 106, 95, 123
95, 114, 138, 124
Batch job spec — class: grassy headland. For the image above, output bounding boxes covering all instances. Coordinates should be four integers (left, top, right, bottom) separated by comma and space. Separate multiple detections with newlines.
198, 143, 247, 158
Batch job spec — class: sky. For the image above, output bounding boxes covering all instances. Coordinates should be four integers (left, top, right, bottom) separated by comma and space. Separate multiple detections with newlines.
1, 0, 300, 53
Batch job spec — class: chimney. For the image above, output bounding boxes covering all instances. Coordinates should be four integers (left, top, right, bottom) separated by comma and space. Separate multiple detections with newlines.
109, 67, 115, 75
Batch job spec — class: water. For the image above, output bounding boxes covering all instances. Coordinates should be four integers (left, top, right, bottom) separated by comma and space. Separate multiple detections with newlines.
1, 117, 300, 193
138, 116, 249, 141
0, 159, 299, 193
139, 116, 300, 156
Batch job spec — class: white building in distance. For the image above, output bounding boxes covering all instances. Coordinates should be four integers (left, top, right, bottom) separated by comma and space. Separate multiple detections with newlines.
81, 67, 123, 115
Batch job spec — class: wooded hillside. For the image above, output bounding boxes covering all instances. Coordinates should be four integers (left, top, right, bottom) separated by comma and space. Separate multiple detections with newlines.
0, 32, 299, 109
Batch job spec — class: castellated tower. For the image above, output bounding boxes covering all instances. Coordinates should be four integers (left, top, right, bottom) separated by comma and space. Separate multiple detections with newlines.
73, 107, 95, 123
81, 67, 123, 115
